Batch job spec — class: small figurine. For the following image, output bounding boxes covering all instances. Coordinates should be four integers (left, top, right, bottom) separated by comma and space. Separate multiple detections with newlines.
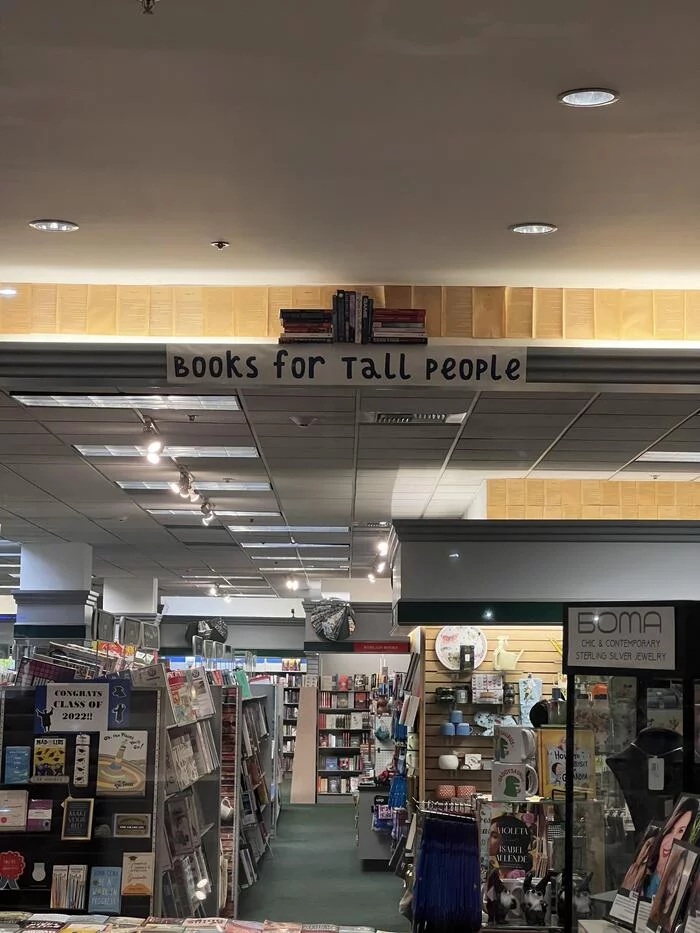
493, 636, 524, 671
485, 869, 519, 924
522, 872, 549, 925
557, 871, 592, 923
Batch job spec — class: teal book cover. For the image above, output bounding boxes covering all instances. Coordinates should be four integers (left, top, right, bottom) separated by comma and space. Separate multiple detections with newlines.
4, 747, 30, 784
87, 866, 122, 914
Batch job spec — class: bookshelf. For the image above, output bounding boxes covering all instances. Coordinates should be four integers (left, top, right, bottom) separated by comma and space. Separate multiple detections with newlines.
281, 674, 301, 774
157, 671, 223, 918
220, 685, 241, 918
238, 694, 273, 888
316, 681, 371, 802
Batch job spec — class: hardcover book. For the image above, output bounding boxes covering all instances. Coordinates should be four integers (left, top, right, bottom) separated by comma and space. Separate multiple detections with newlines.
121, 852, 154, 896
97, 731, 148, 796
32, 737, 67, 782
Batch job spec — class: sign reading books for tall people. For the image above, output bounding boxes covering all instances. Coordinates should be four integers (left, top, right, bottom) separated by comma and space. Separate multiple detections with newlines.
566, 606, 676, 671
166, 343, 527, 387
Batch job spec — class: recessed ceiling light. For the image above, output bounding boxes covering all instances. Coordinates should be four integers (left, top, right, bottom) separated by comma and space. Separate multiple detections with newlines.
0, 288, 17, 297
509, 222, 558, 235
240, 543, 348, 550
12, 394, 240, 411
253, 556, 348, 562
558, 88, 619, 108
29, 219, 79, 232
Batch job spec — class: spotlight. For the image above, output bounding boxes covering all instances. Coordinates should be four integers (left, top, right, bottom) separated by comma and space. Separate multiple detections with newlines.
146, 451, 161, 465
209, 584, 219, 596
368, 573, 376, 583
376, 561, 386, 574
483, 609, 494, 621
224, 594, 232, 603
169, 481, 180, 494
377, 541, 388, 557
285, 578, 299, 591
201, 501, 215, 525
189, 490, 201, 503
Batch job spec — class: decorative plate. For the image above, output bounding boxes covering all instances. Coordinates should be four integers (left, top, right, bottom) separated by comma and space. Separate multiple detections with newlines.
435, 625, 488, 671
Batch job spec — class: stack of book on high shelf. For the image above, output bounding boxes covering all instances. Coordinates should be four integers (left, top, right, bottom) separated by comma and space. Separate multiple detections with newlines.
278, 308, 333, 344
372, 307, 427, 344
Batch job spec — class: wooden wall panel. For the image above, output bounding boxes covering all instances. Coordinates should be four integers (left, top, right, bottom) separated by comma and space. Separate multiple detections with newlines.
488, 479, 700, 520
5, 283, 700, 341
421, 625, 562, 799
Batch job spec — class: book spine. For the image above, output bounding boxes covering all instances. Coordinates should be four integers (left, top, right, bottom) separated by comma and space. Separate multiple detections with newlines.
343, 290, 350, 342
361, 295, 369, 344
355, 292, 362, 344
336, 290, 346, 342
332, 293, 339, 341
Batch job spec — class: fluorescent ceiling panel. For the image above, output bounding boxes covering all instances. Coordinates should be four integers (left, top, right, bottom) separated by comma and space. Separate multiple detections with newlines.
252, 556, 349, 561
636, 451, 700, 462
263, 566, 349, 572
227, 525, 349, 533
13, 394, 240, 411
76, 445, 258, 459
240, 543, 349, 550
118, 481, 270, 491
148, 509, 280, 517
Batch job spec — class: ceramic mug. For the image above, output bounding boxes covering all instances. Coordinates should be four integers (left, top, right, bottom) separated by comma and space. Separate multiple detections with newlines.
494, 725, 537, 763
440, 721, 456, 737
438, 752, 460, 770
456, 722, 472, 736
491, 761, 539, 801
436, 784, 456, 800
449, 710, 463, 724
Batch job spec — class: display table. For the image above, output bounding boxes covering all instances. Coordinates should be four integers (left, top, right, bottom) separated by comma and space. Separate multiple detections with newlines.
356, 785, 393, 870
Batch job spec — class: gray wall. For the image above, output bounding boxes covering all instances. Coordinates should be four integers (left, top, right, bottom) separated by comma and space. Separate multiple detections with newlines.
161, 618, 305, 654
304, 602, 407, 646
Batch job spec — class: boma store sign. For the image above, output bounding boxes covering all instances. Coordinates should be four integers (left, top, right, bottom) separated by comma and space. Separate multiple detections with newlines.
567, 606, 676, 670
166, 344, 526, 387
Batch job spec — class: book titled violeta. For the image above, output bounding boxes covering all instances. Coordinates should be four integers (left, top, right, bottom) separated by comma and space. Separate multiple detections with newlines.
87, 866, 122, 914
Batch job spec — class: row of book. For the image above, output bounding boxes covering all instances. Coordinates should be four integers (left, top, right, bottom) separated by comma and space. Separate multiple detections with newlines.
319, 731, 368, 749
164, 790, 208, 858
317, 775, 359, 795
318, 712, 370, 730
319, 755, 361, 772
240, 700, 269, 759
320, 674, 369, 691
278, 295, 427, 345
0, 916, 386, 933
318, 691, 369, 711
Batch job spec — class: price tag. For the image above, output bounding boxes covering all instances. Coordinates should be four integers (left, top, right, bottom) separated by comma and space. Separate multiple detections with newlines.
648, 756, 664, 790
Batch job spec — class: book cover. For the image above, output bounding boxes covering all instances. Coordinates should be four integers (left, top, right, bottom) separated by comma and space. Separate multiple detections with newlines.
27, 798, 52, 832
4, 748, 30, 784
97, 731, 148, 796
166, 671, 197, 725
338, 758, 352, 771
189, 669, 215, 719
0, 790, 28, 831
121, 852, 154, 896
32, 737, 67, 782
87, 867, 122, 915
324, 757, 339, 771
537, 727, 595, 798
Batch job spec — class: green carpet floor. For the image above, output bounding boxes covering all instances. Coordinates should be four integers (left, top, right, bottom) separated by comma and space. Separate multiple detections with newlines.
238, 802, 410, 931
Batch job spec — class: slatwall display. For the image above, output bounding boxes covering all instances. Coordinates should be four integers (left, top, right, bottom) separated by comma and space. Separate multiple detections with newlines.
421, 625, 563, 799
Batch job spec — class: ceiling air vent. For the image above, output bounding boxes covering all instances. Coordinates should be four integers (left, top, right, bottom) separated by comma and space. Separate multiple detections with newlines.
373, 412, 465, 425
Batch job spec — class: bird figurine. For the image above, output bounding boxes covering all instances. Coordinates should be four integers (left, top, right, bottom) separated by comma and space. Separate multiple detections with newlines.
493, 636, 524, 671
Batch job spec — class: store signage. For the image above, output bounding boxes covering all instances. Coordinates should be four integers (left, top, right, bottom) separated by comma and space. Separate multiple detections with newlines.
34, 680, 131, 733
567, 606, 675, 670
166, 344, 527, 388
352, 641, 410, 654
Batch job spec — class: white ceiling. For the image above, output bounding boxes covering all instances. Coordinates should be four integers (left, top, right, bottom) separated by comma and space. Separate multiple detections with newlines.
2, 386, 700, 596
3, 1, 700, 287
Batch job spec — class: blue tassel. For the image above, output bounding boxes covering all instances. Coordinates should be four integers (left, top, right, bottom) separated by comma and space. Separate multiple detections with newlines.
413, 814, 482, 933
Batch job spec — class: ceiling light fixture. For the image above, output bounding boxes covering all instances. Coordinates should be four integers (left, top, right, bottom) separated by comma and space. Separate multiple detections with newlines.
223, 595, 232, 603
367, 573, 376, 584
119, 480, 270, 491
558, 88, 619, 108
637, 451, 700, 463
227, 525, 350, 534
28, 219, 79, 233
209, 584, 219, 596
509, 222, 558, 235
483, 609, 494, 621
377, 541, 389, 557
12, 394, 240, 411
201, 501, 216, 526
285, 578, 300, 591
0, 288, 17, 297
376, 561, 386, 574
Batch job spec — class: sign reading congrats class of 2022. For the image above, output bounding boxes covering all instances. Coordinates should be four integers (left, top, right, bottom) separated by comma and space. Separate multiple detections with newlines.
166, 344, 526, 387
567, 606, 675, 671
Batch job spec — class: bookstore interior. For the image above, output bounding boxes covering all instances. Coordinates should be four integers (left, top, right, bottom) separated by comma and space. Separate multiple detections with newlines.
1, 561, 700, 933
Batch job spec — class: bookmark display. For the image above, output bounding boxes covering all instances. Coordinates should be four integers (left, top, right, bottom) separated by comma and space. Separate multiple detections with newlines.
73, 735, 90, 789
50, 864, 87, 910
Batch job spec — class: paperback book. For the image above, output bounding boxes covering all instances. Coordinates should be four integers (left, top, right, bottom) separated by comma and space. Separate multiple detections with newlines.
97, 732, 148, 796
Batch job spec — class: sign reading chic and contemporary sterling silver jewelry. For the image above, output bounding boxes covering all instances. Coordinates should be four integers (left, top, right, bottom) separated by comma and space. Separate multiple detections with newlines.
166, 344, 526, 387
567, 606, 675, 670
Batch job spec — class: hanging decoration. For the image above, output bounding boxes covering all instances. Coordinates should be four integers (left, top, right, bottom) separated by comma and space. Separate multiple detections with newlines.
309, 600, 356, 642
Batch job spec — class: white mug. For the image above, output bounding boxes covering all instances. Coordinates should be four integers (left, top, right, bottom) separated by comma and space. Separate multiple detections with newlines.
491, 761, 539, 801
494, 725, 537, 763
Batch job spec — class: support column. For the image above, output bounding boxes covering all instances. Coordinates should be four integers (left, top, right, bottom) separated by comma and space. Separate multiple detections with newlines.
103, 577, 158, 615
15, 542, 95, 644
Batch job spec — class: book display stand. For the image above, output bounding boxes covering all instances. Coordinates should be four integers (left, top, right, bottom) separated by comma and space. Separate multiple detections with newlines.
316, 677, 371, 801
